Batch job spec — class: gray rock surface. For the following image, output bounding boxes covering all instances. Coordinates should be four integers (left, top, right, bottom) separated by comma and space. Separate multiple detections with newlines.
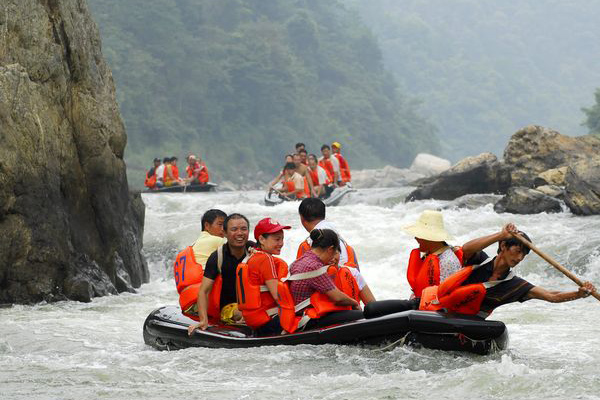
0, 0, 148, 303
563, 159, 600, 215
442, 194, 502, 210
406, 153, 511, 201
504, 125, 600, 187
494, 187, 562, 214
409, 153, 451, 177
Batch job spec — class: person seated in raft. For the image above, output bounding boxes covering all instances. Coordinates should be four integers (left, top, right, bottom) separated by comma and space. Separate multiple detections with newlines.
364, 209, 469, 317
364, 222, 597, 319
297, 198, 375, 305
187, 214, 254, 334
277, 229, 363, 333
293, 153, 314, 198
295, 142, 306, 154
307, 154, 333, 198
185, 154, 210, 185
298, 148, 309, 166
331, 141, 351, 185
403, 210, 465, 299
236, 218, 291, 336
267, 154, 294, 191
192, 209, 227, 266
319, 144, 341, 187
154, 158, 166, 188
144, 158, 161, 189
279, 162, 307, 199
163, 157, 184, 187
418, 223, 596, 318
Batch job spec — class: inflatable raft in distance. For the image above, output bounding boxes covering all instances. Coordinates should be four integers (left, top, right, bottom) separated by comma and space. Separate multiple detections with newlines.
144, 182, 218, 193
264, 184, 355, 207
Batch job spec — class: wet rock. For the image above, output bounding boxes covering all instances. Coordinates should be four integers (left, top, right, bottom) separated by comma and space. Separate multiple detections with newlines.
0, 1, 147, 304
443, 194, 502, 210
563, 159, 600, 215
406, 153, 511, 201
409, 153, 451, 177
533, 166, 569, 187
535, 185, 564, 198
494, 187, 562, 214
504, 125, 600, 187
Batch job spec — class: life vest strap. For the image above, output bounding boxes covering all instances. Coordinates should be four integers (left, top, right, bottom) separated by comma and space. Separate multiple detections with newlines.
259, 285, 270, 292
483, 270, 515, 288
266, 307, 278, 317
283, 266, 329, 282
294, 297, 312, 312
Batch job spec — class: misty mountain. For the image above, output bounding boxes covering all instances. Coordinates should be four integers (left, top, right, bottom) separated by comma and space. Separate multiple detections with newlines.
88, 0, 438, 185
348, 0, 600, 161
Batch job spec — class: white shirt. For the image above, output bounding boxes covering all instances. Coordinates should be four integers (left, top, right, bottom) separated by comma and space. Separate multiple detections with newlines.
154, 164, 165, 182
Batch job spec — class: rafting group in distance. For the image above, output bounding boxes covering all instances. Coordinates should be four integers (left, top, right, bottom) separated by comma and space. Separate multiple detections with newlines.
144, 154, 211, 191
168, 199, 595, 344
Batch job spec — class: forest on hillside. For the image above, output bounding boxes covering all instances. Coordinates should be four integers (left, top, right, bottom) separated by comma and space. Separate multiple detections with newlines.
348, 0, 600, 160
89, 0, 437, 185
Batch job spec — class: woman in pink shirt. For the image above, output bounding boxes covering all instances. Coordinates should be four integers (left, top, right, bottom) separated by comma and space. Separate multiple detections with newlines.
289, 229, 362, 329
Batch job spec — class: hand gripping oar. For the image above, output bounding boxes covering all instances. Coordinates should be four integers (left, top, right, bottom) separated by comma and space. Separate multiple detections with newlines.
511, 232, 600, 301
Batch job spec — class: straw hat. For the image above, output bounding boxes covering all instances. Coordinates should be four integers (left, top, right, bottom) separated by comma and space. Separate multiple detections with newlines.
402, 210, 453, 242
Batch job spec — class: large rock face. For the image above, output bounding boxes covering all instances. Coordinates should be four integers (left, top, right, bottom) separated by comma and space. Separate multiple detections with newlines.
563, 158, 600, 215
406, 153, 511, 201
0, 0, 148, 303
504, 125, 600, 187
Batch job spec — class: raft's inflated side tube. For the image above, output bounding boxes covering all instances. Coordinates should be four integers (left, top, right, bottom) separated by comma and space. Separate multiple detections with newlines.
143, 305, 508, 355
144, 182, 217, 193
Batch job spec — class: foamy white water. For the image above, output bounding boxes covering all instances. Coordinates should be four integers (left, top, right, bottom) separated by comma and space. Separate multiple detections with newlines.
2, 189, 600, 400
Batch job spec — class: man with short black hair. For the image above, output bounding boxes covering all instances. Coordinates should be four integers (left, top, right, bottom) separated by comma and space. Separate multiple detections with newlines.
319, 144, 341, 186
297, 198, 376, 304
187, 214, 254, 333
295, 142, 305, 153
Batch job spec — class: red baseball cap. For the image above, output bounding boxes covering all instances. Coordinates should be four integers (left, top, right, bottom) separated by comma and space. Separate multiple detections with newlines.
254, 218, 291, 241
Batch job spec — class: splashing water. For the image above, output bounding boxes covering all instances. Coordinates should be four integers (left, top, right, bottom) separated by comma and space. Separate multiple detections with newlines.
2, 189, 599, 400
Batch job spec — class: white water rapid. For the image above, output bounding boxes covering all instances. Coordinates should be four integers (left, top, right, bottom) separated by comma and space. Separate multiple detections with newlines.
2, 189, 600, 400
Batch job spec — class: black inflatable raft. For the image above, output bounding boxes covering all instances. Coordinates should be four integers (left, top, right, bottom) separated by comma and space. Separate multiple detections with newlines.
144, 182, 217, 193
143, 305, 508, 355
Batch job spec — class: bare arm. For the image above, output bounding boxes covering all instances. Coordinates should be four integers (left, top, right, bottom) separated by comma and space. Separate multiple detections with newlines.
325, 288, 359, 307
462, 223, 517, 261
187, 277, 215, 335
525, 282, 595, 303
265, 279, 278, 301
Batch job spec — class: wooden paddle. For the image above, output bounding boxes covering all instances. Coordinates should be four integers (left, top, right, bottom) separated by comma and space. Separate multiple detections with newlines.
511, 232, 600, 301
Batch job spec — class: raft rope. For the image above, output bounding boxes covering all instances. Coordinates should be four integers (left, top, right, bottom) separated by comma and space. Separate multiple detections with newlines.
378, 332, 410, 352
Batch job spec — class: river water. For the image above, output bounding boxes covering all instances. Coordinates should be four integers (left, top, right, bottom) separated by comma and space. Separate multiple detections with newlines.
2, 189, 600, 400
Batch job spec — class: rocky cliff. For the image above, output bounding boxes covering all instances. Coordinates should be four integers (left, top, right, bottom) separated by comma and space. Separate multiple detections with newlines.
0, 0, 148, 303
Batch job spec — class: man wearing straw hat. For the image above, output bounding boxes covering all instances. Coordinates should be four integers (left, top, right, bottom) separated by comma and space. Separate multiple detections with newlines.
402, 210, 466, 299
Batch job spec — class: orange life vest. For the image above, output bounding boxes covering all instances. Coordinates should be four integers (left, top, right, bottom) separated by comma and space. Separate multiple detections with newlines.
406, 247, 464, 298
172, 165, 180, 180
163, 164, 174, 184
235, 252, 288, 329
334, 153, 351, 182
419, 256, 514, 318
297, 239, 359, 268
318, 159, 335, 182
277, 266, 360, 333
173, 246, 221, 320
186, 162, 209, 184
284, 176, 307, 198
144, 170, 157, 189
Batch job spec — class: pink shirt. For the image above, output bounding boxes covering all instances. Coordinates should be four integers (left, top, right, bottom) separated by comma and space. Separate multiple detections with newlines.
289, 251, 335, 305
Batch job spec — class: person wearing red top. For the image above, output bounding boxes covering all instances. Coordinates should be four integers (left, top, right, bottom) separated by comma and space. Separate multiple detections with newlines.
237, 218, 290, 336
331, 142, 351, 184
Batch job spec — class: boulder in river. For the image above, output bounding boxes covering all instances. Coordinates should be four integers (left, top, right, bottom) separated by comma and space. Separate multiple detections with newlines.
352, 166, 425, 188
0, 0, 148, 303
409, 153, 451, 177
406, 153, 511, 201
504, 125, 600, 187
563, 159, 600, 216
494, 187, 562, 214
